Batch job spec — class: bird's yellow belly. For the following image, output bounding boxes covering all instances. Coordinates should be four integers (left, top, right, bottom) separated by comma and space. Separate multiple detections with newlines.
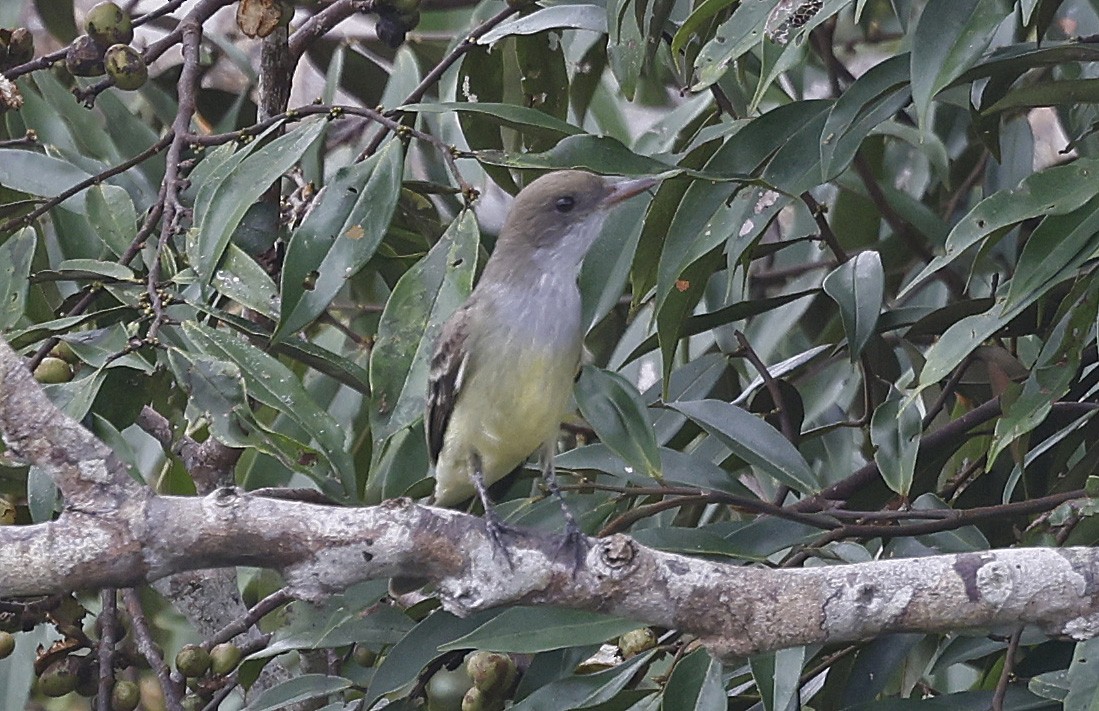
432, 349, 576, 506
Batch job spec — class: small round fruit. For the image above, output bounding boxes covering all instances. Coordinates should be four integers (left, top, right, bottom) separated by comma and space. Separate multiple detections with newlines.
465, 651, 515, 696
375, 14, 406, 47
0, 631, 14, 659
181, 696, 204, 711
104, 44, 147, 90
6, 28, 34, 66
38, 657, 80, 697
617, 627, 657, 658
175, 644, 210, 678
34, 356, 73, 384
208, 642, 242, 675
426, 664, 474, 711
85, 2, 134, 46
65, 35, 106, 77
111, 680, 141, 711
50, 340, 77, 363
352, 643, 378, 668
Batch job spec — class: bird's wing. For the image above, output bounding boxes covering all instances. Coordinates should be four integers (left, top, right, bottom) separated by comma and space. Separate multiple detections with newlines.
426, 306, 472, 465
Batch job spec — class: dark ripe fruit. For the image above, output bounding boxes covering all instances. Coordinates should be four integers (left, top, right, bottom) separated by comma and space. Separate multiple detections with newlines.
85, 2, 134, 46
175, 644, 211, 678
65, 35, 106, 77
33, 356, 73, 384
208, 642, 242, 675
2, 28, 34, 66
103, 44, 147, 90
111, 680, 141, 711
375, 15, 407, 48
0, 631, 13, 659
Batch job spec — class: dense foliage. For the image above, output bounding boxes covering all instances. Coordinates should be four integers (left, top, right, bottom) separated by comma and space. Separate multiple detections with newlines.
2, 0, 1099, 707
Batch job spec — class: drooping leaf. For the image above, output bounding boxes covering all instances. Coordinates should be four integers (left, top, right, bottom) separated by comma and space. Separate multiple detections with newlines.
370, 210, 478, 443
277, 139, 404, 339
192, 118, 328, 284
575, 367, 662, 480
670, 399, 819, 493
823, 250, 884, 362
0, 228, 35, 333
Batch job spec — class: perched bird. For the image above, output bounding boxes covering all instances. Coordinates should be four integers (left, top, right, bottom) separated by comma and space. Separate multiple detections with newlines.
426, 170, 657, 558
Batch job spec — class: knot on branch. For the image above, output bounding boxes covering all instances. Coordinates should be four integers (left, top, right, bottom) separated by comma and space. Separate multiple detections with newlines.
596, 535, 637, 573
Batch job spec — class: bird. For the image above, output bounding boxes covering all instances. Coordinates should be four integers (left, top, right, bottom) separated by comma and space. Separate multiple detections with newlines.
425, 169, 657, 562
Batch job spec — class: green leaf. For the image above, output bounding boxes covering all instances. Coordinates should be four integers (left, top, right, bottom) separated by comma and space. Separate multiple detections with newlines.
692, 0, 777, 90
211, 244, 280, 319
370, 210, 478, 443
823, 251, 884, 361
988, 280, 1099, 469
366, 608, 503, 708
901, 158, 1099, 298
662, 648, 725, 711
575, 367, 662, 480
909, 0, 1006, 135
192, 118, 328, 284
0, 150, 93, 214
607, 0, 645, 99
510, 649, 658, 711
871, 389, 922, 495
670, 399, 819, 493
84, 184, 137, 259
820, 54, 912, 180
474, 134, 676, 176
479, 5, 606, 43
441, 608, 641, 654
919, 194, 1099, 387
557, 444, 757, 499
183, 322, 356, 496
402, 102, 582, 139
276, 139, 404, 339
254, 584, 410, 658
244, 675, 352, 711
0, 228, 35, 333
983, 79, 1099, 114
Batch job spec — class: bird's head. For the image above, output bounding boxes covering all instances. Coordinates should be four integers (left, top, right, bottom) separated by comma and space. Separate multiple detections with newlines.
496, 170, 658, 271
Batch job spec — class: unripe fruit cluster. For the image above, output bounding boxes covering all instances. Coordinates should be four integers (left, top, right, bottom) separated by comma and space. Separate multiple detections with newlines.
64, 2, 147, 90
424, 651, 518, 711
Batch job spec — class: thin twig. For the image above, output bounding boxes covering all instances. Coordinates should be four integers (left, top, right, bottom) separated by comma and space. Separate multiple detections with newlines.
123, 589, 184, 711
358, 4, 522, 160
95, 590, 117, 711
991, 627, 1023, 711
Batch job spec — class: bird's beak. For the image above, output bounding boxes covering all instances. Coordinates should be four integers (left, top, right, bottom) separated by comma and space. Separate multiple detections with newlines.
602, 175, 660, 207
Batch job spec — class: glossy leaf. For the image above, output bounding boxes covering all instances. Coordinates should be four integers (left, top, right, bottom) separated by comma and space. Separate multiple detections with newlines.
183, 322, 356, 496
193, 118, 327, 284
479, 5, 606, 43
277, 139, 404, 339
823, 250, 884, 361
871, 389, 922, 495
0, 228, 35, 333
575, 366, 662, 479
902, 157, 1099, 298
909, 0, 1005, 134
441, 608, 641, 653
510, 649, 657, 711
670, 399, 819, 493
370, 210, 478, 443
244, 675, 352, 711
662, 648, 725, 710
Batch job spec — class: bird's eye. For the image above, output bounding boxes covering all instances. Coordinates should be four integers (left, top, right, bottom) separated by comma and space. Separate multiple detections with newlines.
555, 196, 576, 213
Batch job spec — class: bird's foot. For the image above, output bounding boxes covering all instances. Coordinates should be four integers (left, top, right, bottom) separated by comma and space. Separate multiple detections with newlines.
483, 511, 517, 570
555, 520, 590, 575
